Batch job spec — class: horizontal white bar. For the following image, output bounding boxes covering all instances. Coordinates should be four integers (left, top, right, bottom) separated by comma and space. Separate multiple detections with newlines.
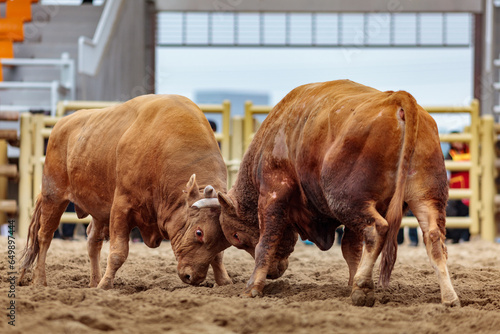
0, 105, 51, 112
0, 58, 73, 67
0, 82, 56, 89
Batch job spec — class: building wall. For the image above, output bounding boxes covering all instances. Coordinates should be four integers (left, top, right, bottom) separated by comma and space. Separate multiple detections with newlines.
79, 0, 156, 101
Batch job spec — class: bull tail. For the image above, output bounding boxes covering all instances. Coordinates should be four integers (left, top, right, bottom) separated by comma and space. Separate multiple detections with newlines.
378, 91, 419, 288
19, 194, 43, 283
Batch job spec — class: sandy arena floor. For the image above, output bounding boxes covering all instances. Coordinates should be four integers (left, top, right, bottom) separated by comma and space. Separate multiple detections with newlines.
1, 235, 500, 334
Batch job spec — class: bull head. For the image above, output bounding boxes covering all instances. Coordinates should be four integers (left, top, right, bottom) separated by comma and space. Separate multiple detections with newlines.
191, 190, 259, 255
174, 174, 232, 286
195, 190, 288, 278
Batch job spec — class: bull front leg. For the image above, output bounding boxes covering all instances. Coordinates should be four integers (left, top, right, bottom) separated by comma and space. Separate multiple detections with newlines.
411, 201, 460, 307
211, 251, 233, 286
243, 197, 288, 298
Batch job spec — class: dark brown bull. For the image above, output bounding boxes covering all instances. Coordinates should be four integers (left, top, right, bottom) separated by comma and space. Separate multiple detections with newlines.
20, 94, 232, 289
200, 80, 459, 306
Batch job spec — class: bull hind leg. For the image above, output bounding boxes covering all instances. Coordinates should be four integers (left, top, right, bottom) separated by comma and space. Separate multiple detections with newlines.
411, 201, 460, 306
98, 198, 131, 290
340, 226, 363, 286
349, 202, 390, 307
33, 197, 70, 286
87, 218, 107, 287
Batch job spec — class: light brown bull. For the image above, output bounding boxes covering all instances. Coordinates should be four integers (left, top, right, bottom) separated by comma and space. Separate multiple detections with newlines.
20, 94, 232, 289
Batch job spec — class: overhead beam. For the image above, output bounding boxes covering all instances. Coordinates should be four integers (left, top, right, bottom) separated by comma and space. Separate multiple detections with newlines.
155, 0, 483, 13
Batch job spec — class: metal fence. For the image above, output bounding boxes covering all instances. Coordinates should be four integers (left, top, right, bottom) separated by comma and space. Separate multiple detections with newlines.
157, 12, 472, 48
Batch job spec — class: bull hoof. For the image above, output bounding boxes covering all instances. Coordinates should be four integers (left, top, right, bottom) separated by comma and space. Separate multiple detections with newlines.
97, 283, 112, 290
443, 297, 461, 308
97, 279, 113, 290
32, 277, 47, 287
351, 288, 375, 307
215, 275, 233, 286
89, 275, 102, 288
18, 270, 29, 286
241, 287, 263, 298
251, 289, 262, 298
217, 277, 233, 286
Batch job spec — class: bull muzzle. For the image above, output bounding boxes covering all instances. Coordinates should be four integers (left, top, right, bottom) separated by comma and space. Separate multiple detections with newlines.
178, 265, 207, 286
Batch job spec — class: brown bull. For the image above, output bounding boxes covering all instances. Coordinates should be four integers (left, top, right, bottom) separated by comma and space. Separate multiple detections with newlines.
200, 80, 459, 306
20, 94, 232, 289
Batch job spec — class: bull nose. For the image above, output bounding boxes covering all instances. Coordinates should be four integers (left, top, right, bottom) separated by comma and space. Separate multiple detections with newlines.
178, 269, 204, 285
179, 271, 193, 284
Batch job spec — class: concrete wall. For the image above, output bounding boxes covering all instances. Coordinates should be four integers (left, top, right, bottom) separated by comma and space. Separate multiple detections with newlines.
494, 6, 500, 114
79, 0, 156, 101
479, 5, 499, 117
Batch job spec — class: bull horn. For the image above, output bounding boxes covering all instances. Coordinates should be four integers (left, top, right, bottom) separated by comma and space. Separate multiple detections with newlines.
191, 198, 220, 209
204, 185, 215, 198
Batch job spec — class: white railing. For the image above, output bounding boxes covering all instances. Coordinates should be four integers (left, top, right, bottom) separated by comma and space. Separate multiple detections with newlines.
78, 0, 124, 75
0, 53, 75, 116
493, 56, 500, 114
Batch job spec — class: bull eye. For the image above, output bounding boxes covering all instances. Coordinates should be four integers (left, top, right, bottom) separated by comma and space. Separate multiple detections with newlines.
233, 233, 240, 242
195, 229, 203, 240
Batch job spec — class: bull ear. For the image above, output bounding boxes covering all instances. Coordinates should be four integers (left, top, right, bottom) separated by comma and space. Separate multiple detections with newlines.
217, 192, 236, 214
186, 174, 199, 199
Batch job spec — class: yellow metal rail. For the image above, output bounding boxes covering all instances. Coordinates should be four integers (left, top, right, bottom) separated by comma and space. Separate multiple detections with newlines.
480, 115, 496, 241
198, 100, 231, 162
0, 140, 11, 224
244, 101, 272, 151
18, 113, 32, 237
56, 100, 120, 117
0, 111, 20, 225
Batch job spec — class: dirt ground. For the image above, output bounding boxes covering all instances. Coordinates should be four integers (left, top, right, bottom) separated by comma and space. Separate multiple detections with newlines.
1, 234, 500, 334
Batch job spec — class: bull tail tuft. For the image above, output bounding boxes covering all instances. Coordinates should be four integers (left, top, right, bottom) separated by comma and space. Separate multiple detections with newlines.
378, 91, 419, 288
19, 195, 43, 284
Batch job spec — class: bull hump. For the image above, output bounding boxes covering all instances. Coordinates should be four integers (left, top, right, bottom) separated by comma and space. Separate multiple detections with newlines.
272, 128, 288, 159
